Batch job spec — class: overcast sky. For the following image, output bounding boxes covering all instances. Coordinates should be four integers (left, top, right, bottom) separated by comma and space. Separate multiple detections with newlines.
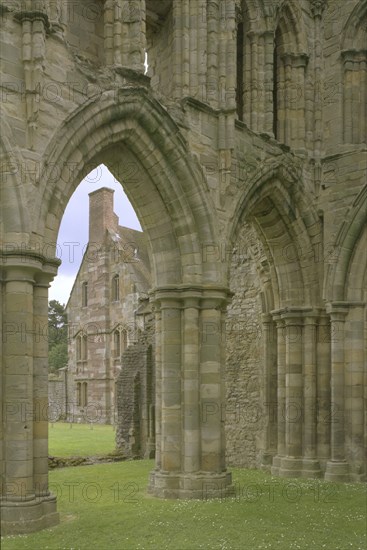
49, 164, 141, 305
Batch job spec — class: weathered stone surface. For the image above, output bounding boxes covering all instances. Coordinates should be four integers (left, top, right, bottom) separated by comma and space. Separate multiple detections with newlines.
0, 0, 366, 535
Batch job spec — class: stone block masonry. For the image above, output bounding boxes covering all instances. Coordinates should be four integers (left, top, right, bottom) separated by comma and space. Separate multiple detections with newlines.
0, 0, 366, 534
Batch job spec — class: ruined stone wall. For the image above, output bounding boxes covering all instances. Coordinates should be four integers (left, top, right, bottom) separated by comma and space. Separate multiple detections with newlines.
116, 312, 155, 458
48, 369, 68, 420
64, 1, 105, 65
225, 223, 265, 468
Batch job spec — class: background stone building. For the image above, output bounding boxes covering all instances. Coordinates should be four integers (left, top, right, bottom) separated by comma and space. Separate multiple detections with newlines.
1, 0, 366, 534
66, 187, 151, 425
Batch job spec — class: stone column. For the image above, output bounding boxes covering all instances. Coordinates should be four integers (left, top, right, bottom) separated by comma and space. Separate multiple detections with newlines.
206, 0, 219, 107
149, 286, 232, 499
316, 312, 331, 462
148, 303, 161, 465
249, 32, 258, 131
257, 33, 265, 132
263, 31, 275, 136
182, 294, 201, 474
33, 273, 53, 498
271, 314, 286, 475
344, 303, 365, 481
311, 0, 326, 157
2, 266, 35, 503
279, 311, 304, 477
294, 56, 308, 151
325, 304, 350, 481
198, 290, 232, 497
200, 296, 224, 474
278, 62, 286, 142
283, 57, 292, 146
224, 0, 236, 113
302, 313, 321, 477
160, 296, 182, 472
343, 55, 354, 144
104, 0, 146, 71
129, 0, 146, 72
0, 255, 59, 535
13, 6, 49, 149
259, 314, 277, 469
148, 291, 183, 496
197, 0, 207, 103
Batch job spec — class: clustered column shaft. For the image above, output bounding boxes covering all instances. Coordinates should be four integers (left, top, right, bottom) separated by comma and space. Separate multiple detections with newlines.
148, 287, 232, 499
104, 0, 146, 71
0, 255, 59, 534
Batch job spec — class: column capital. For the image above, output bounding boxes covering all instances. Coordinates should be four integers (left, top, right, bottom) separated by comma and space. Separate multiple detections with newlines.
272, 306, 312, 324
150, 285, 232, 309
280, 53, 309, 68
261, 30, 276, 39
0, 250, 60, 283
14, 7, 50, 29
261, 313, 273, 324
326, 302, 352, 320
341, 49, 367, 65
271, 311, 285, 326
303, 308, 323, 325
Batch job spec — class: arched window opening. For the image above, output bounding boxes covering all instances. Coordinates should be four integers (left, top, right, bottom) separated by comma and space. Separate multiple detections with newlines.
76, 333, 88, 362
82, 282, 88, 307
76, 382, 81, 406
122, 329, 128, 351
113, 329, 121, 358
113, 327, 128, 358
83, 382, 88, 407
76, 336, 81, 361
76, 381, 88, 407
112, 274, 120, 302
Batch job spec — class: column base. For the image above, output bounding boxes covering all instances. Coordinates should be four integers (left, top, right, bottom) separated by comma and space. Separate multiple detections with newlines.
148, 469, 234, 499
324, 461, 350, 482
270, 455, 283, 475
278, 457, 304, 478
259, 451, 275, 471
144, 439, 156, 459
0, 494, 59, 535
301, 458, 322, 478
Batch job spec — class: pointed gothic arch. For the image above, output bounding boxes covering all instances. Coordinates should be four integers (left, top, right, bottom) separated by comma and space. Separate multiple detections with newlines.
0, 86, 233, 530
322, 185, 367, 482
342, 0, 367, 51
325, 185, 367, 302
37, 88, 221, 288
229, 160, 321, 308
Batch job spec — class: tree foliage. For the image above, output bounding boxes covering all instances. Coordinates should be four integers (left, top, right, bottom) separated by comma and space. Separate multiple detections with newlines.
49, 342, 68, 372
48, 300, 68, 371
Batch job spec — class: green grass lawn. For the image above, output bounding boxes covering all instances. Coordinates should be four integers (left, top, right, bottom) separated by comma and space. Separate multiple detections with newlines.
48, 422, 116, 457
2, 460, 366, 550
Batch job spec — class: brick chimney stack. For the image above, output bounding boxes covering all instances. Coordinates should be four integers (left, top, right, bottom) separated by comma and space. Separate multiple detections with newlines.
89, 187, 119, 243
